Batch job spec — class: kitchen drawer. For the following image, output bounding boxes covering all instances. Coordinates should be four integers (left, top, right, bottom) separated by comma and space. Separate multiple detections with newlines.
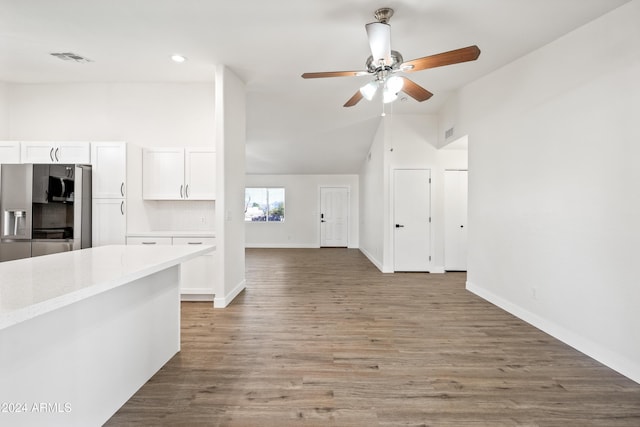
126, 236, 172, 246
172, 237, 215, 246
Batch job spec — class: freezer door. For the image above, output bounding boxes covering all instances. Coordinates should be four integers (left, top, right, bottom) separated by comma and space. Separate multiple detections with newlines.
0, 241, 31, 262
31, 240, 74, 258
73, 165, 92, 249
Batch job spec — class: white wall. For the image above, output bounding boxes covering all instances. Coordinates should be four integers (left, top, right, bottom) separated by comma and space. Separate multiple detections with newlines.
5, 82, 216, 232
359, 115, 467, 273
359, 120, 386, 269
214, 66, 246, 308
245, 174, 359, 248
0, 82, 8, 138
444, 0, 640, 383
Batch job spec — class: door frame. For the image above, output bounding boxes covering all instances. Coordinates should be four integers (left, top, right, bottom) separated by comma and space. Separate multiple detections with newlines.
318, 185, 350, 248
391, 168, 432, 272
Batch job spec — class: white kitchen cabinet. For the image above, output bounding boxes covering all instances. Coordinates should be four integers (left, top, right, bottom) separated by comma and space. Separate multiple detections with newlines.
93, 199, 127, 245
173, 236, 216, 300
21, 141, 91, 164
91, 141, 127, 247
126, 236, 173, 245
185, 148, 216, 200
142, 147, 215, 200
0, 141, 21, 163
126, 234, 216, 300
91, 142, 127, 198
142, 148, 184, 200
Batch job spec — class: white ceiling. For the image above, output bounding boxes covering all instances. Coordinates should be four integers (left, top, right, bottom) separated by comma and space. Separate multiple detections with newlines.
0, 0, 631, 174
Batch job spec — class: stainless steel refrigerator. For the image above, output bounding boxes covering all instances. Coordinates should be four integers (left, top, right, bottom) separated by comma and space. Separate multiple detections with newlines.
0, 163, 92, 262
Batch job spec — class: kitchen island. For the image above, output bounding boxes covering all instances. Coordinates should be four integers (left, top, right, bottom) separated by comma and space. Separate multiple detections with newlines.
0, 244, 214, 427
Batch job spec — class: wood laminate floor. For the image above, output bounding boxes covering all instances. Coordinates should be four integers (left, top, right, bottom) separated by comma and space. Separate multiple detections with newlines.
107, 248, 640, 426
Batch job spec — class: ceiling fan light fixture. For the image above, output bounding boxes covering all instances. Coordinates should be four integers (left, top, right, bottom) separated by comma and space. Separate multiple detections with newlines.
383, 88, 398, 104
386, 75, 403, 93
360, 81, 378, 101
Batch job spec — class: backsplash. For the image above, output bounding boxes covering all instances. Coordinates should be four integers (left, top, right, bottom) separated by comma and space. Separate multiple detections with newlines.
126, 199, 215, 233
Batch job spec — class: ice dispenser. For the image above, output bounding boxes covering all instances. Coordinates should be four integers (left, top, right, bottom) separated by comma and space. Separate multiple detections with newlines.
3, 210, 28, 239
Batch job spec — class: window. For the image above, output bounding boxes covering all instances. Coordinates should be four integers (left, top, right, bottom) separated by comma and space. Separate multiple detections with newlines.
244, 187, 285, 222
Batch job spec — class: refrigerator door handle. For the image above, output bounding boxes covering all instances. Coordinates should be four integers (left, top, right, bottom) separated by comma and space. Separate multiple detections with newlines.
49, 147, 54, 162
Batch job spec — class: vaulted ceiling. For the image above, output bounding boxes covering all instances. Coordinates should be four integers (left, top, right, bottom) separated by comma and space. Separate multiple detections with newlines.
0, 0, 631, 173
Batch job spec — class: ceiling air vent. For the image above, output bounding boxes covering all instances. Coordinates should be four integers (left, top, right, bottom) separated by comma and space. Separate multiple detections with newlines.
445, 127, 454, 140
50, 52, 93, 63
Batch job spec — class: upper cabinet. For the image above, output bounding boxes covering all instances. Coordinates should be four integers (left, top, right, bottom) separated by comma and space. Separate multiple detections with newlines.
143, 147, 215, 200
184, 148, 216, 200
91, 141, 127, 199
0, 141, 21, 163
21, 141, 91, 164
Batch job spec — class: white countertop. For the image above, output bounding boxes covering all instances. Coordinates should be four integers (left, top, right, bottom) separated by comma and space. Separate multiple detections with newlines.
126, 231, 215, 238
0, 244, 214, 330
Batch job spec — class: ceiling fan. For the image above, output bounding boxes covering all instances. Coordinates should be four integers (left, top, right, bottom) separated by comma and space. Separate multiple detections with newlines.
301, 7, 481, 107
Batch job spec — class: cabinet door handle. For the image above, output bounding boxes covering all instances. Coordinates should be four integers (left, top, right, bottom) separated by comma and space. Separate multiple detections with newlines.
49, 147, 54, 162
120, 201, 125, 215
54, 147, 59, 162
187, 242, 203, 245
185, 184, 190, 198
141, 241, 156, 245
120, 182, 125, 197
180, 184, 184, 198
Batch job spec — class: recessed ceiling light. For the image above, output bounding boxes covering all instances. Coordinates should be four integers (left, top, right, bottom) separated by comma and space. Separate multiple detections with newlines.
171, 54, 187, 63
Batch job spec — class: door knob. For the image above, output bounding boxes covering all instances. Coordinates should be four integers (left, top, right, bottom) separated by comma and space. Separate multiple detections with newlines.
460, 225, 464, 228
395, 224, 404, 228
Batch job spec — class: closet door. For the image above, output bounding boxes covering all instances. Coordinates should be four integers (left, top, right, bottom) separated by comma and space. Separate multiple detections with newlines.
444, 170, 468, 271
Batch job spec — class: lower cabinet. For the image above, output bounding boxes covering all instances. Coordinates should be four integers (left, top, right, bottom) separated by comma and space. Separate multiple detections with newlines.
126, 234, 215, 301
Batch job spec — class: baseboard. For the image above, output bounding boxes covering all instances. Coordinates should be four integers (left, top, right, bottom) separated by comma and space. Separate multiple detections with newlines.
430, 265, 445, 274
214, 279, 246, 308
245, 243, 318, 249
466, 281, 640, 385
359, 247, 384, 272
181, 294, 214, 302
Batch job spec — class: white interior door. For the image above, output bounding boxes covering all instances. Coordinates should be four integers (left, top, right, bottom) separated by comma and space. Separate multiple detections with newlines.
444, 170, 468, 271
393, 169, 431, 271
320, 187, 349, 247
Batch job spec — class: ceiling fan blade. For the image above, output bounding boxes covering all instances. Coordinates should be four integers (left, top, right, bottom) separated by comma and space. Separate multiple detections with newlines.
365, 22, 391, 66
402, 45, 481, 72
343, 90, 364, 107
301, 70, 369, 79
400, 77, 433, 102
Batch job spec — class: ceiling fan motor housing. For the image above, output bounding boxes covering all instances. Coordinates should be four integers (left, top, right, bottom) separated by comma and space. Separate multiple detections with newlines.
366, 50, 403, 74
